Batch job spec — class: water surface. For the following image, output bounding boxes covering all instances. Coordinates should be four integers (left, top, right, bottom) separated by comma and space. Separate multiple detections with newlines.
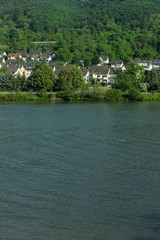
0, 102, 160, 240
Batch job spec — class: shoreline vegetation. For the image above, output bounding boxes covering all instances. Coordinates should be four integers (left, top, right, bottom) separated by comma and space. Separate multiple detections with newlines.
1, 89, 160, 102
1, 61, 160, 103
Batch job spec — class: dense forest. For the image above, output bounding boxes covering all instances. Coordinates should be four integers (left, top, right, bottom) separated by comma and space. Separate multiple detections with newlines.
1, 0, 160, 65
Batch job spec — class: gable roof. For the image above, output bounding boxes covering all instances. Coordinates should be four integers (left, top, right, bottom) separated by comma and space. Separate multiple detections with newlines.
111, 60, 123, 65
8, 53, 22, 59
108, 69, 118, 75
29, 50, 42, 57
23, 61, 40, 70
152, 59, 160, 65
99, 56, 109, 61
82, 70, 89, 77
42, 51, 54, 57
6, 64, 23, 73
87, 65, 108, 71
0, 51, 6, 56
132, 59, 151, 64
54, 66, 73, 75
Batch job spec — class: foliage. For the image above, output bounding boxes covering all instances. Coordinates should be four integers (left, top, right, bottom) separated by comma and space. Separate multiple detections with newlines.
127, 88, 143, 101
144, 69, 160, 92
1, 0, 160, 64
55, 67, 85, 91
55, 69, 72, 92
141, 93, 160, 101
105, 89, 123, 102
70, 67, 84, 89
113, 62, 145, 92
140, 82, 149, 92
28, 64, 56, 91
0, 93, 58, 102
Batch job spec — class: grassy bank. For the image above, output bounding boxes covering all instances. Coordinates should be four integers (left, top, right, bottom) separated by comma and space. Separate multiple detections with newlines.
0, 91, 160, 102
0, 92, 61, 102
140, 93, 160, 101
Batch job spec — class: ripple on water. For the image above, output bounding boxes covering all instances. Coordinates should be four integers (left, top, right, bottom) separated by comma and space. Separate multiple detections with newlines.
0, 102, 160, 240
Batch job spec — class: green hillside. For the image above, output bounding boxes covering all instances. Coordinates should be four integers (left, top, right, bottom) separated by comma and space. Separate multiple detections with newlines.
1, 0, 160, 64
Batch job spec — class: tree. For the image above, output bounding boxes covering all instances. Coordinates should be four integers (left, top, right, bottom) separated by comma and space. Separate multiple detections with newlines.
70, 67, 84, 89
128, 88, 143, 101
55, 48, 73, 63
140, 82, 149, 92
55, 69, 72, 92
105, 89, 123, 102
127, 62, 145, 87
113, 62, 145, 92
113, 72, 135, 92
0, 72, 19, 91
0, 73, 10, 90
28, 64, 56, 91
144, 69, 160, 92
55, 67, 85, 91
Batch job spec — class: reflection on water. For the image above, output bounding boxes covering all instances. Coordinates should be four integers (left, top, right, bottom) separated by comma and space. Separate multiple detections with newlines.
0, 102, 160, 240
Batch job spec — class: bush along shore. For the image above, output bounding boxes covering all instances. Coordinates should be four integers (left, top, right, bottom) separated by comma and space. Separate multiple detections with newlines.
0, 89, 160, 102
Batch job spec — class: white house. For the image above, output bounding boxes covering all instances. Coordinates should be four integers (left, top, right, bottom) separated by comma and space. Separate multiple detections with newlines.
98, 56, 109, 66
111, 60, 124, 69
0, 51, 7, 58
107, 69, 118, 85
88, 66, 110, 85
132, 60, 152, 71
19, 52, 30, 62
41, 51, 55, 62
7, 53, 23, 60
7, 64, 25, 76
29, 50, 42, 61
152, 59, 160, 70
23, 61, 40, 78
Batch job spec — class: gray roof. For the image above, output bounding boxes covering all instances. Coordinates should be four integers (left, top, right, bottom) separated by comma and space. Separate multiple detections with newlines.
87, 66, 109, 75
108, 69, 118, 75
6, 64, 22, 73
87, 66, 109, 71
7, 60, 18, 65
19, 51, 29, 58
49, 60, 57, 66
82, 70, 88, 77
29, 50, 42, 57
54, 66, 73, 75
23, 61, 40, 70
99, 56, 109, 61
93, 69, 110, 75
132, 60, 151, 64
0, 51, 6, 55
42, 51, 54, 57
111, 60, 123, 65
152, 59, 160, 65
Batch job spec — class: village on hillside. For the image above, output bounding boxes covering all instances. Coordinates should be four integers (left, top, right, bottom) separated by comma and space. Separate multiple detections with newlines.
1, 50, 160, 87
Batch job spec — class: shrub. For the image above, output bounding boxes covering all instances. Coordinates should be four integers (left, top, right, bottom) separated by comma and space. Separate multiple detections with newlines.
128, 88, 143, 101
105, 89, 123, 102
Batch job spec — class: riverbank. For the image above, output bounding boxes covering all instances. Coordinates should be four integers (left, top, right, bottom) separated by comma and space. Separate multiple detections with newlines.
0, 90, 160, 102
0, 92, 59, 102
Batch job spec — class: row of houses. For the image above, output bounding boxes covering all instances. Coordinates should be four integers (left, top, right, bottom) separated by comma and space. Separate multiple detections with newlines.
132, 59, 160, 71
1, 51, 160, 69
0, 52, 123, 85
1, 51, 160, 86
0, 51, 55, 63
98, 56, 160, 70
0, 60, 117, 85
0, 51, 123, 68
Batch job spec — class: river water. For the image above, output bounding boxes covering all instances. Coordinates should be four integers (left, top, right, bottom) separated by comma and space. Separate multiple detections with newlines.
0, 102, 160, 240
